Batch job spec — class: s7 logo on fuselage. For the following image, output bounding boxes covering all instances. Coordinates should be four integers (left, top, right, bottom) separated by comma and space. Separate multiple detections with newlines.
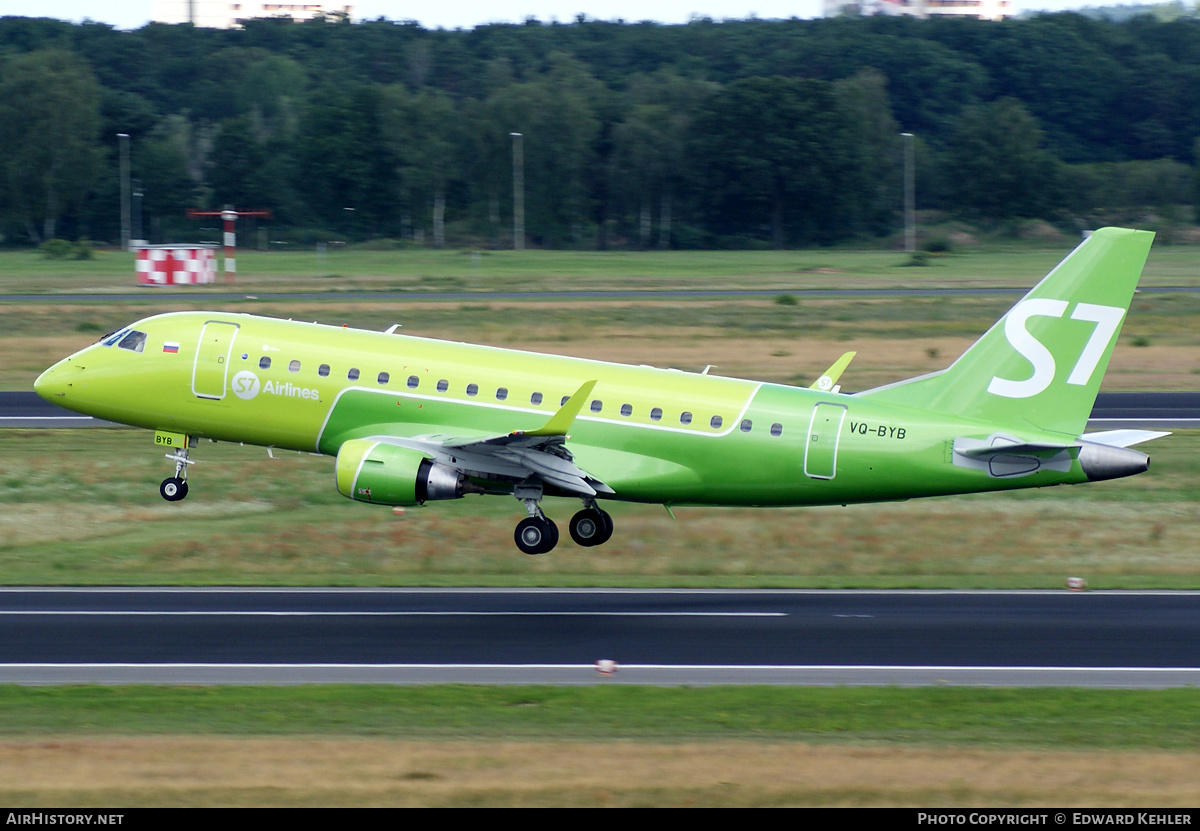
987, 300, 1125, 399
232, 370, 261, 400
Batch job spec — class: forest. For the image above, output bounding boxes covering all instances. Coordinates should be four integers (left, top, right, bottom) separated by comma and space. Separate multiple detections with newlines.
2, 11, 1200, 249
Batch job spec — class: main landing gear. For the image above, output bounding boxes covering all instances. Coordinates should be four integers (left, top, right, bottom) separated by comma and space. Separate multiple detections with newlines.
513, 486, 613, 555
159, 445, 194, 502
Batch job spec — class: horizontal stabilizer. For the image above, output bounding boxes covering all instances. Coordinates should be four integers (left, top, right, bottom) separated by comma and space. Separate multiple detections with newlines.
952, 433, 1076, 478
1080, 429, 1170, 448
954, 439, 1077, 460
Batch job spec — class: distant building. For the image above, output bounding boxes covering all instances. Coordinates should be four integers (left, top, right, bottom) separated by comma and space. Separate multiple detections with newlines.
824, 0, 1012, 20
151, 0, 356, 28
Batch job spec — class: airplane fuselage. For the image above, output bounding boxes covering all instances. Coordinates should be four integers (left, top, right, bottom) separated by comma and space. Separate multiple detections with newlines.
36, 310, 1096, 508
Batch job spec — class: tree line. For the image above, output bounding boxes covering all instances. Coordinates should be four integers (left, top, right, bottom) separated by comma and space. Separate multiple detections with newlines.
1, 12, 1199, 249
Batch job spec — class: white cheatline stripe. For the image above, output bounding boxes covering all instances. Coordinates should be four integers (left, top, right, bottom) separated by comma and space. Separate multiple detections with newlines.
0, 416, 96, 421
0, 663, 1197, 673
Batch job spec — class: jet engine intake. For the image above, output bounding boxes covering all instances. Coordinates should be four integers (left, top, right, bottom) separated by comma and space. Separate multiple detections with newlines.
335, 438, 473, 505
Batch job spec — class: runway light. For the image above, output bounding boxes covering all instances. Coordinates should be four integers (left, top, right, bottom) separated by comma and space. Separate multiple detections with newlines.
1067, 576, 1087, 591
595, 659, 617, 675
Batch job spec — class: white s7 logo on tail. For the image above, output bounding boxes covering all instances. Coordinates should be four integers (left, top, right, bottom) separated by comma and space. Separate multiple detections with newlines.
987, 301, 1125, 399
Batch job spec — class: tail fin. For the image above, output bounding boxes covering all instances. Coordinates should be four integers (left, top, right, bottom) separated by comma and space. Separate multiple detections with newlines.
858, 227, 1154, 437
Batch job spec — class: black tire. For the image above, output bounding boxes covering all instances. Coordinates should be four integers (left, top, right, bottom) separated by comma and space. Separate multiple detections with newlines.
595, 507, 613, 545
160, 477, 188, 502
515, 516, 558, 555
570, 508, 611, 547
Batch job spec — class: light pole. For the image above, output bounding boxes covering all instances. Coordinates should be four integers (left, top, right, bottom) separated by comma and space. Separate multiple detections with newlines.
132, 178, 143, 245
510, 132, 524, 251
118, 133, 130, 251
902, 132, 915, 253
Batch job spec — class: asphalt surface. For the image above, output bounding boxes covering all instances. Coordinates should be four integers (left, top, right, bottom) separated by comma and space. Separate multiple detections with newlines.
0, 588, 1198, 686
4, 393, 1197, 687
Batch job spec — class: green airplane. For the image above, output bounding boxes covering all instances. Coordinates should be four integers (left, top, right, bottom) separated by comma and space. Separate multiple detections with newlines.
35, 227, 1165, 555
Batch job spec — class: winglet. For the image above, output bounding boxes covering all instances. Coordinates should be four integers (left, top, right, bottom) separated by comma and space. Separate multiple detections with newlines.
810, 352, 856, 392
521, 380, 597, 437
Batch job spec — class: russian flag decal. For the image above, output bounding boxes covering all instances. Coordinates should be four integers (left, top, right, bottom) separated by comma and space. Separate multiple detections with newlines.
163, 342, 180, 354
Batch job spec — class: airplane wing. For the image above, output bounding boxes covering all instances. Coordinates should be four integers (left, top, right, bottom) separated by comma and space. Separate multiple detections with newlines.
361, 380, 614, 497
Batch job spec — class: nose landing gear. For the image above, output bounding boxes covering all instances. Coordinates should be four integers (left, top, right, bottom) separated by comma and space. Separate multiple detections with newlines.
158, 437, 195, 502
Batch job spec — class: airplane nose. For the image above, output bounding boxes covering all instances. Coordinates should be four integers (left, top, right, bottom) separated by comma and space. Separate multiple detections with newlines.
34, 360, 72, 402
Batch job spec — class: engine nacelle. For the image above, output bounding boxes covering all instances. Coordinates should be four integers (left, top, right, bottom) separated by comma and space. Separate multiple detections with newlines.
335, 438, 468, 506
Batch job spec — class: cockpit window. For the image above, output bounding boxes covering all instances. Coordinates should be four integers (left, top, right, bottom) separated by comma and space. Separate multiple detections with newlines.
100, 328, 130, 347
117, 330, 147, 353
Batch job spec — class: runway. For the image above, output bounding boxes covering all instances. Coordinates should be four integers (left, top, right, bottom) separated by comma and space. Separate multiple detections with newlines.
3, 394, 1198, 688
4, 391, 1200, 430
1, 588, 1199, 687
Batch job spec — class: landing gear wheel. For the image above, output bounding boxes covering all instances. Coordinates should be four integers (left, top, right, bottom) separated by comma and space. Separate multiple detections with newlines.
160, 477, 189, 502
515, 516, 559, 555
569, 507, 614, 547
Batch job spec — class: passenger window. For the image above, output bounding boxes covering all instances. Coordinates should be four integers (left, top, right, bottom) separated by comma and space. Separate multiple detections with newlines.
561, 395, 570, 406
289, 360, 301, 373
496, 387, 508, 401
407, 375, 419, 389
318, 364, 330, 377
531, 392, 543, 405
620, 404, 632, 417
117, 331, 147, 353
590, 400, 602, 413
680, 411, 693, 426
437, 379, 448, 392
650, 407, 663, 421
770, 423, 783, 437
710, 415, 723, 429
348, 368, 360, 381
740, 419, 753, 433
466, 383, 478, 397
378, 372, 390, 385
260, 356, 272, 370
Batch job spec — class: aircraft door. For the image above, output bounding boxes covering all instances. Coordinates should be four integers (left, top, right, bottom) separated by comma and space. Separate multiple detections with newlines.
192, 321, 240, 400
804, 401, 847, 480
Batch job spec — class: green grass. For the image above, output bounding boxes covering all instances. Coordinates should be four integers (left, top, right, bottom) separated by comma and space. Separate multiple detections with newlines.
0, 685, 1196, 748
2, 238, 1199, 295
1, 428, 1199, 587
